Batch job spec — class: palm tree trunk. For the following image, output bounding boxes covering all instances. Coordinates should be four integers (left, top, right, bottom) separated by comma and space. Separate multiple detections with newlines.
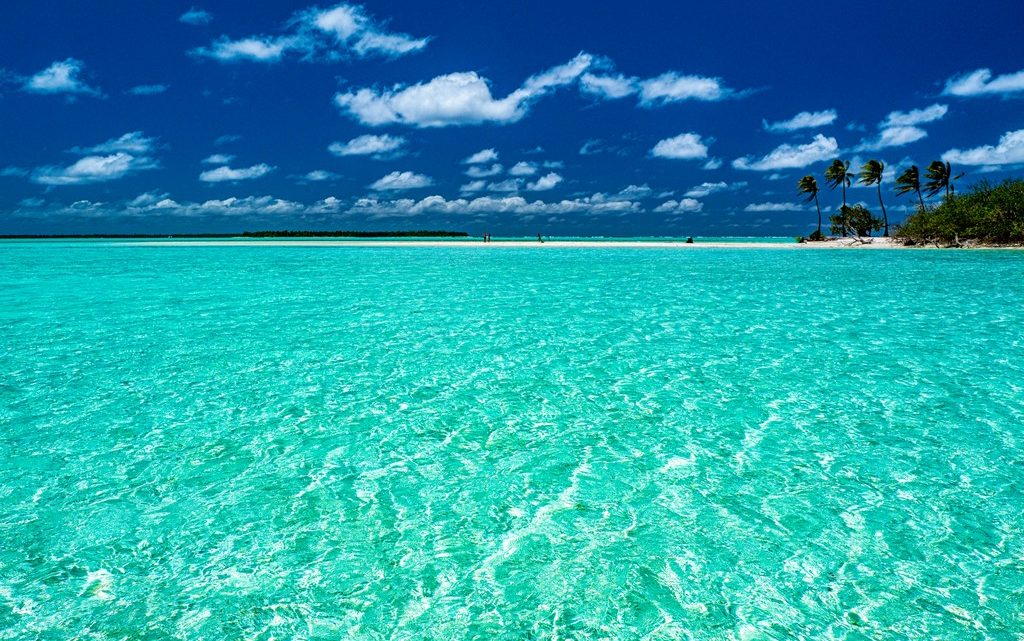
841, 182, 847, 236
877, 183, 889, 237
814, 194, 822, 236
916, 189, 925, 210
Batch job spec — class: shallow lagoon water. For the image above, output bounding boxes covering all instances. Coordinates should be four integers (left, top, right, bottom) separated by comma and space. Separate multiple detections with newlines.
1, 242, 1023, 639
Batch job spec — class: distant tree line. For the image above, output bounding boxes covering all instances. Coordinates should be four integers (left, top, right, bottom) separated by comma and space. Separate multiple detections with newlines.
240, 230, 469, 238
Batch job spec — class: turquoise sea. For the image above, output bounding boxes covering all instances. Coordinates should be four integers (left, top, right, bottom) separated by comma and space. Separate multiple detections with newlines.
1, 241, 1023, 640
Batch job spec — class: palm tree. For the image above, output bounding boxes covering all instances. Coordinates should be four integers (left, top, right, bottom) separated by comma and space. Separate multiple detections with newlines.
797, 175, 823, 238
895, 165, 925, 210
924, 160, 964, 198
858, 159, 889, 237
824, 159, 853, 235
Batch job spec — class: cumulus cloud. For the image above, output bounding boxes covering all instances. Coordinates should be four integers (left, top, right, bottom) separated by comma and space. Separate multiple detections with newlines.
179, 8, 213, 25
650, 133, 709, 160
732, 134, 838, 171
638, 72, 731, 105
943, 68, 1024, 97
526, 172, 563, 191
195, 37, 295, 62
509, 161, 538, 176
303, 170, 337, 181
465, 163, 503, 178
193, 3, 428, 63
855, 104, 947, 151
73, 131, 157, 155
202, 153, 235, 165
22, 58, 100, 96
744, 202, 807, 212
460, 180, 486, 193
943, 128, 1024, 166
335, 52, 593, 127
881, 104, 948, 128
27, 132, 158, 186
328, 134, 406, 157
702, 158, 723, 170
763, 109, 837, 133
463, 148, 499, 164
579, 73, 637, 99
349, 192, 641, 218
128, 84, 169, 96
369, 170, 432, 190
487, 178, 522, 192
684, 181, 731, 198
199, 163, 274, 182
654, 198, 703, 213
855, 126, 928, 151
32, 154, 158, 186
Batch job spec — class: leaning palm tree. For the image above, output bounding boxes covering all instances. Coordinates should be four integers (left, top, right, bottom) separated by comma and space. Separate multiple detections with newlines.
924, 160, 964, 198
895, 165, 925, 209
824, 159, 853, 235
797, 175, 823, 238
858, 159, 889, 237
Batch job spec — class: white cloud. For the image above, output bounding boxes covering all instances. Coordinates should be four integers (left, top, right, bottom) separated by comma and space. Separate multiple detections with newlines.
650, 133, 709, 160
128, 84, 169, 96
27, 132, 158, 186
308, 4, 428, 57
202, 153, 235, 165
487, 178, 522, 192
22, 58, 100, 96
732, 135, 838, 171
580, 73, 636, 99
881, 104, 948, 128
463, 148, 499, 164
73, 131, 156, 155
615, 184, 652, 199
855, 126, 928, 151
763, 109, 837, 133
199, 163, 274, 182
465, 163, 503, 178
744, 202, 807, 212
194, 3, 427, 63
195, 36, 295, 62
854, 105, 947, 151
303, 170, 336, 181
654, 199, 703, 213
179, 8, 213, 25
638, 72, 730, 105
31, 153, 157, 186
328, 134, 406, 157
459, 180, 486, 193
348, 192, 642, 218
509, 161, 538, 176
369, 170, 433, 190
335, 52, 593, 127
702, 158, 723, 170
943, 128, 1024, 166
943, 68, 1024, 97
684, 181, 728, 198
527, 172, 563, 191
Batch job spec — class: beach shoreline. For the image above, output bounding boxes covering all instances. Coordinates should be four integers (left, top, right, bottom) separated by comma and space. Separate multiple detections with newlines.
116, 237, 1024, 249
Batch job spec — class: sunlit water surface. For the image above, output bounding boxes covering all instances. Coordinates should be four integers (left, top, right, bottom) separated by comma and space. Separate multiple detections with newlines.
1, 242, 1023, 640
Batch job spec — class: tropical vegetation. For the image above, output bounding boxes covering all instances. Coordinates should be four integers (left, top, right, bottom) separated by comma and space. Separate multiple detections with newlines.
895, 179, 1024, 245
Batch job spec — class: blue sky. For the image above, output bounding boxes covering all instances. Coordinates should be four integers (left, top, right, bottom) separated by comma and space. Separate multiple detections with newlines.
2, 0, 1023, 236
